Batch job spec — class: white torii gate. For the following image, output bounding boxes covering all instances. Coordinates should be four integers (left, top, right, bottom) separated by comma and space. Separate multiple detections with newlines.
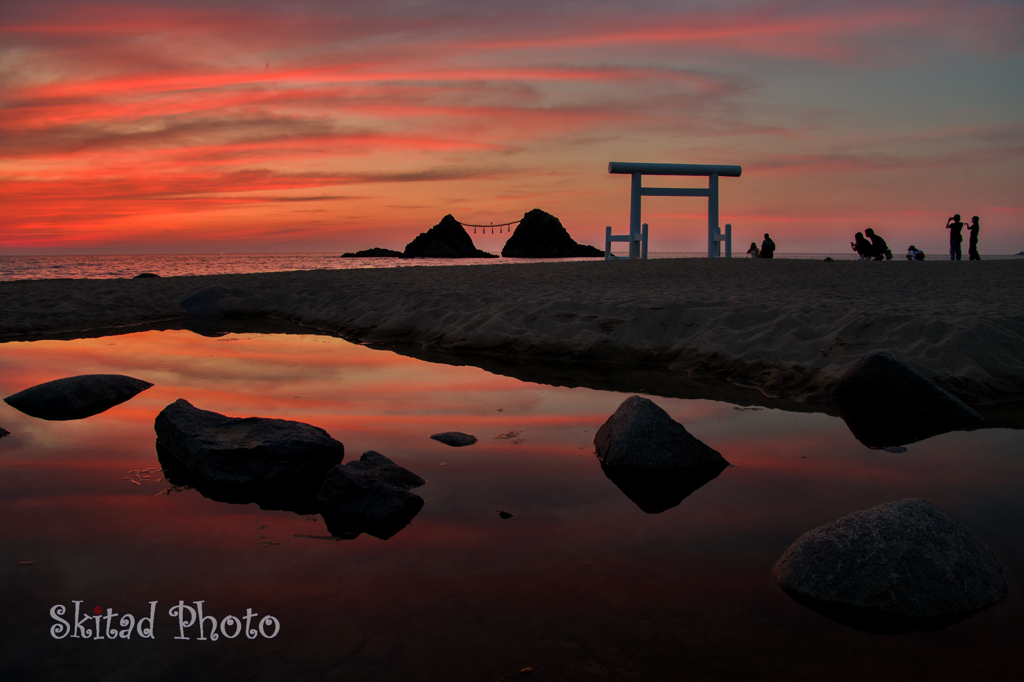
606, 162, 742, 260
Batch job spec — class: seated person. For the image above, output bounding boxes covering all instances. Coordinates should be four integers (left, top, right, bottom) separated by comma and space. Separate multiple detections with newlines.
746, 242, 759, 258
906, 245, 925, 261
851, 232, 872, 259
864, 228, 892, 260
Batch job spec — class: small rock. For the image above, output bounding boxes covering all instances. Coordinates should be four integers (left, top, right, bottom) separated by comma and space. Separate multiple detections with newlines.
4, 374, 153, 421
314, 451, 425, 540
594, 396, 728, 470
154, 399, 344, 490
496, 509, 514, 519
773, 498, 1007, 632
0, 426, 9, 438
133, 272, 161, 278
430, 431, 478, 447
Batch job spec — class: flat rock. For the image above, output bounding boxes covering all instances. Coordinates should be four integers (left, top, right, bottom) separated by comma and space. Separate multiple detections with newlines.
403, 214, 497, 258
594, 395, 728, 469
154, 399, 344, 491
501, 208, 603, 258
430, 431, 478, 447
314, 451, 425, 539
773, 498, 1007, 632
340, 247, 404, 258
4, 374, 153, 421
133, 272, 161, 278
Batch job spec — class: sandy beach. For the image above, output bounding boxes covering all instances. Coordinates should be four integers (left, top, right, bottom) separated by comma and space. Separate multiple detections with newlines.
2, 258, 1022, 405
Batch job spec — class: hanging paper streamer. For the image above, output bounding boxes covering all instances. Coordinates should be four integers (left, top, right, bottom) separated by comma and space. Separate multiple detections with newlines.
454, 217, 522, 235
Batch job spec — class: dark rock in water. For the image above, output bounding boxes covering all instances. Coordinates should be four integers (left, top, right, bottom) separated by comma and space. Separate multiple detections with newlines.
0, 426, 9, 438
403, 214, 497, 259
341, 247, 404, 258
180, 286, 266, 318
773, 499, 1007, 633
133, 272, 161, 278
594, 395, 728, 470
430, 431, 478, 447
5, 374, 153, 421
600, 461, 727, 514
156, 442, 315, 513
180, 286, 231, 317
835, 350, 983, 447
501, 208, 603, 258
314, 451, 425, 540
496, 509, 514, 519
154, 399, 344, 501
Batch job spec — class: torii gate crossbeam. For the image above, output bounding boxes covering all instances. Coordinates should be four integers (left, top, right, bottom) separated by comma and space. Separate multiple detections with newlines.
607, 162, 742, 259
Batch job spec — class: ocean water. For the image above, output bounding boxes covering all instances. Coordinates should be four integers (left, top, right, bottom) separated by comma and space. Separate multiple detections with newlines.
8, 252, 1015, 281
0, 326, 1022, 680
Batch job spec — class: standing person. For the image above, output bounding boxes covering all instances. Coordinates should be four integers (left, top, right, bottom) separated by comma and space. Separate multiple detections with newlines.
864, 228, 892, 260
968, 216, 981, 260
946, 214, 964, 260
760, 233, 776, 259
746, 242, 759, 258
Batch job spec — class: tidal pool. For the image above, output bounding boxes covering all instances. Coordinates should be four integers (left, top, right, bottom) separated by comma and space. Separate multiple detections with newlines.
1, 328, 1022, 681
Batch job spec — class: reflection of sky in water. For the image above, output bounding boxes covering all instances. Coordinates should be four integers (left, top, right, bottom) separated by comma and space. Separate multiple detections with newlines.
1, 331, 1022, 680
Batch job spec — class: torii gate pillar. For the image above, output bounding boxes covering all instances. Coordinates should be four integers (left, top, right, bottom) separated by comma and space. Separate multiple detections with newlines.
608, 162, 742, 259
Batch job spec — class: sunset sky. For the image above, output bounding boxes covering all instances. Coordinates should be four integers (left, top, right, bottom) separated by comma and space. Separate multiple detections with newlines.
2, 0, 1022, 255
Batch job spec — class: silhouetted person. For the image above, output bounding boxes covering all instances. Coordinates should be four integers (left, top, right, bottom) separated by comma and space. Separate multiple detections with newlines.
906, 245, 925, 261
968, 216, 981, 260
864, 228, 892, 260
946, 214, 964, 260
760, 233, 775, 259
851, 232, 872, 259
746, 241, 759, 258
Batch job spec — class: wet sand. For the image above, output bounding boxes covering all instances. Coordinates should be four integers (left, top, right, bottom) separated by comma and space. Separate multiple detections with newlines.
1, 258, 1022, 404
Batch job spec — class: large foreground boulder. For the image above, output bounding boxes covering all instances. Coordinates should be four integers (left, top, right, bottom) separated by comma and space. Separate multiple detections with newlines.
403, 215, 497, 258
595, 396, 728, 513
5, 374, 153, 421
773, 499, 1007, 633
835, 350, 983, 447
501, 209, 603, 258
154, 399, 344, 493
314, 451, 426, 539
595, 395, 728, 470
